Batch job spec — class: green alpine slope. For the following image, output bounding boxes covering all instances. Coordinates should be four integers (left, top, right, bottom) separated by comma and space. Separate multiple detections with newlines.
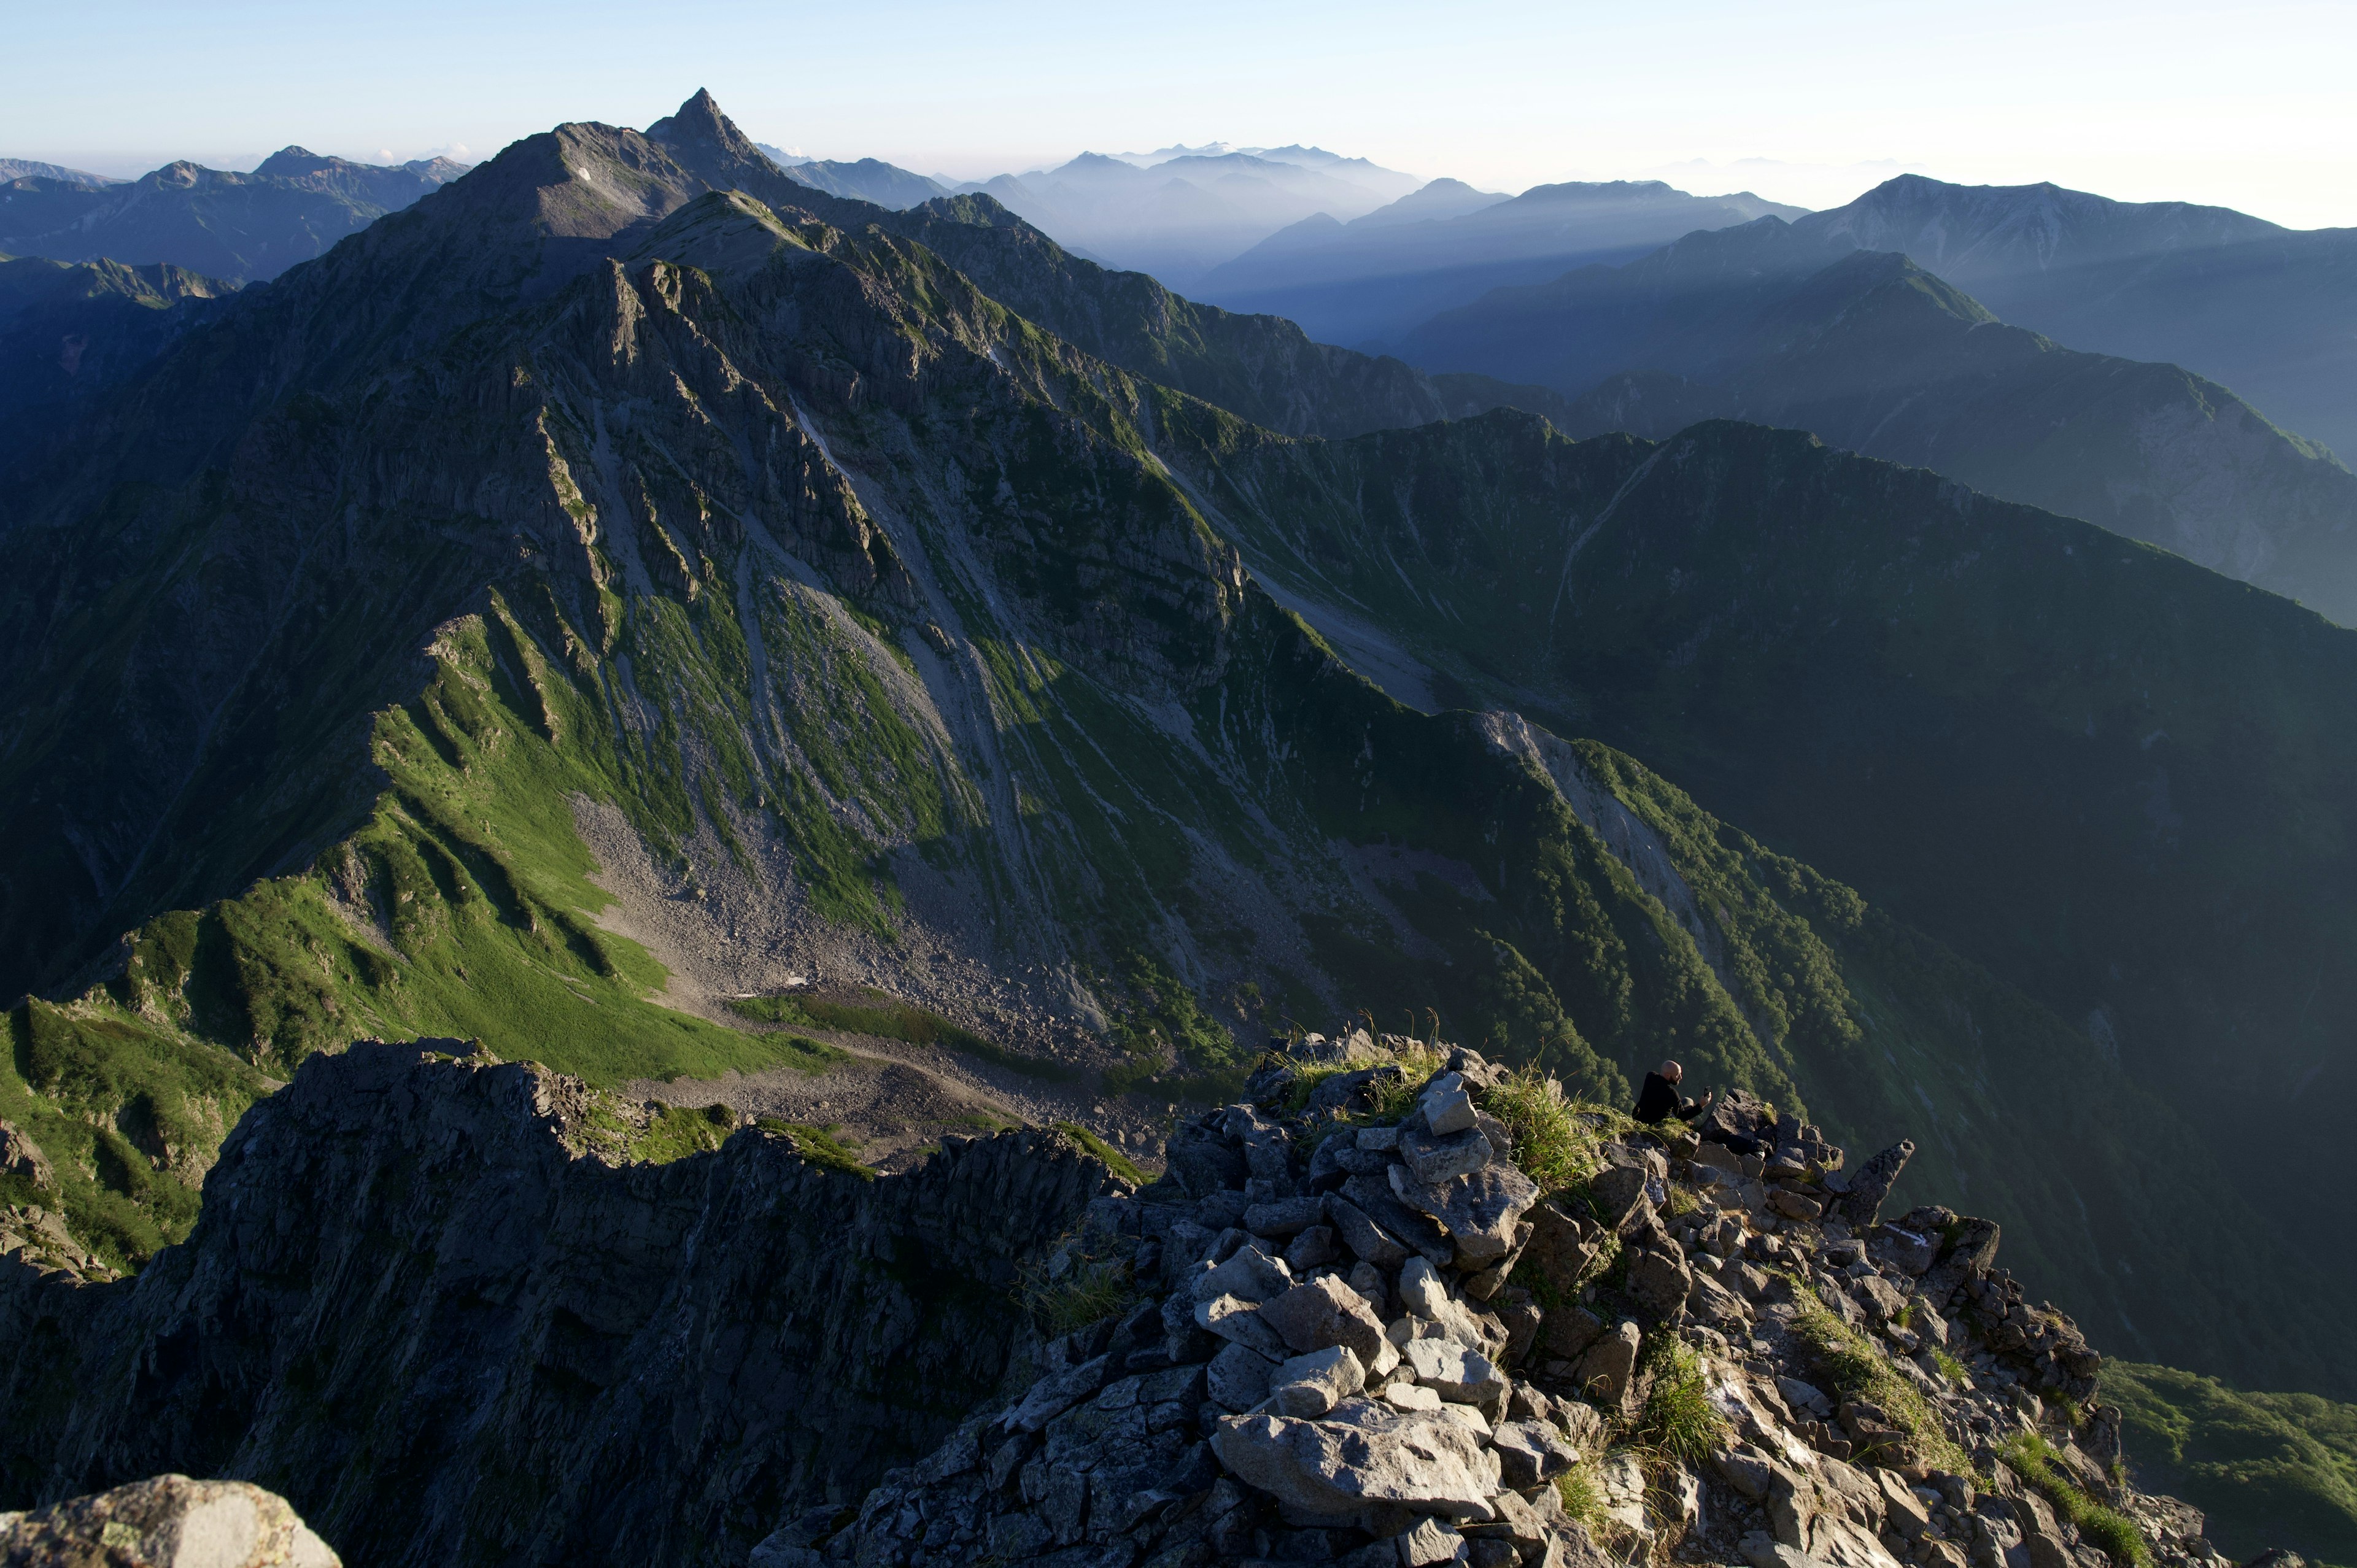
2106, 1361, 2357, 1567
0, 94, 2348, 1408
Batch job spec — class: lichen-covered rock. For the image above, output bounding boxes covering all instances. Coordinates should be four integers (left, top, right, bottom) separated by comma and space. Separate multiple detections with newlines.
0, 1475, 338, 1567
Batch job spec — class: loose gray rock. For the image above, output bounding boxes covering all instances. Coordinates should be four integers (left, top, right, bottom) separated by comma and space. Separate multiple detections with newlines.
1398, 1122, 1493, 1185
1326, 1194, 1411, 1267
1210, 1404, 1497, 1522
1261, 1275, 1389, 1361
1192, 1240, 1292, 1303
1399, 1338, 1507, 1410
1207, 1342, 1279, 1410
1388, 1163, 1539, 1264
1420, 1074, 1479, 1137
1574, 1321, 1642, 1413
1196, 1294, 1293, 1359
1268, 1345, 1366, 1418
1396, 1515, 1468, 1565
1491, 1419, 1577, 1488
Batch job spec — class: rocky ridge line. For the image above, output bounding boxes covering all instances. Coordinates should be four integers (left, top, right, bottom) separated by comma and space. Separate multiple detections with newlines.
0, 1040, 1118, 1567
770, 1037, 2240, 1568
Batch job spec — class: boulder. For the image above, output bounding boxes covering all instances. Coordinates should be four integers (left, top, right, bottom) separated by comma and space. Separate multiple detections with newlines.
1517, 1200, 1598, 1302
1399, 1122, 1494, 1185
1207, 1342, 1279, 1410
1326, 1194, 1412, 1267
1919, 1218, 2000, 1303
1285, 1224, 1341, 1273
1166, 1121, 1247, 1196
1852, 1275, 1908, 1324
1395, 1515, 1468, 1566
1536, 1303, 1606, 1363
1625, 1246, 1693, 1317
1585, 1165, 1651, 1231
1396, 1256, 1450, 1319
1421, 1074, 1479, 1136
1573, 1321, 1642, 1413
1869, 1224, 1939, 1276
1342, 1173, 1455, 1265
1400, 1338, 1510, 1411
1004, 1351, 1115, 1432
1192, 1240, 1293, 1303
1196, 1295, 1293, 1359
0, 1475, 339, 1567
1269, 1346, 1367, 1418
1210, 1404, 1497, 1523
1768, 1188, 1824, 1221
1388, 1162, 1540, 1263
1689, 1269, 1755, 1330
1261, 1275, 1389, 1362
1246, 1195, 1327, 1237
1490, 1420, 1577, 1488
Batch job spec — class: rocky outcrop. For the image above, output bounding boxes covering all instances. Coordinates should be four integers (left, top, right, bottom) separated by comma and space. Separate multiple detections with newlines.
782, 1041, 2188, 1568
0, 1042, 1117, 1567
0, 1474, 339, 1567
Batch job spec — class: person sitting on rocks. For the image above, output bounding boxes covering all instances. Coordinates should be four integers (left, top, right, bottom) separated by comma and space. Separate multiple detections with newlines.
1633, 1059, 1713, 1127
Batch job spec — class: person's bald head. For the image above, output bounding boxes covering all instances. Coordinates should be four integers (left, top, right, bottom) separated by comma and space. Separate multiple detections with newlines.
1660, 1060, 1683, 1083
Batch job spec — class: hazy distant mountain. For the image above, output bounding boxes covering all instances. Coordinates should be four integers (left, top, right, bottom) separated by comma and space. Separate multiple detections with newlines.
0, 252, 234, 471
0, 160, 122, 189
1404, 172, 2357, 462
970, 149, 1426, 289
0, 146, 466, 282
753, 142, 947, 209
1193, 180, 1806, 349
1105, 142, 1423, 203
1814, 177, 2357, 463
1406, 218, 2357, 622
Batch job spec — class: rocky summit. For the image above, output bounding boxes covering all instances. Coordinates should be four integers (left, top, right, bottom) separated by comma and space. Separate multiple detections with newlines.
764, 1035, 2197, 1568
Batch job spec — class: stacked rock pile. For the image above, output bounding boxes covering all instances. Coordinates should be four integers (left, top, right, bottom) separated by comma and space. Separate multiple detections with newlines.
757, 1040, 2200, 1568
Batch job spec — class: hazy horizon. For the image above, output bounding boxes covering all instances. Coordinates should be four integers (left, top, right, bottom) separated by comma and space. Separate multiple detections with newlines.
6, 0, 2353, 227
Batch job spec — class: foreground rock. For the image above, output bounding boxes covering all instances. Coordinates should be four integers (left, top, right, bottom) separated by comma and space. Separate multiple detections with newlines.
0, 1474, 338, 1566
0, 1042, 1117, 1567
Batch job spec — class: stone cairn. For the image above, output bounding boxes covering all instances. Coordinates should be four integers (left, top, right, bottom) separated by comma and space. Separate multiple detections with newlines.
757, 1037, 2187, 1568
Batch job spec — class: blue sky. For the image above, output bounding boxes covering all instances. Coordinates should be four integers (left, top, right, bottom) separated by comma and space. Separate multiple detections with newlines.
4, 0, 2351, 224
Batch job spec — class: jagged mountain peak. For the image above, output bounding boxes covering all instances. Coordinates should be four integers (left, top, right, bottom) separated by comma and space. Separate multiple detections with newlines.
646, 87, 771, 174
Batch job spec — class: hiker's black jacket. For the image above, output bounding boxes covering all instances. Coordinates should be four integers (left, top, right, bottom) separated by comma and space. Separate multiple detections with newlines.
1634, 1072, 1705, 1125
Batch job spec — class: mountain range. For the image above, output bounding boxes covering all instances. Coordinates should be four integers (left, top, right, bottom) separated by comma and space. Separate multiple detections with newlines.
0, 146, 466, 282
1398, 172, 2357, 464
958, 147, 1428, 288
1401, 226, 2357, 622
1191, 180, 1805, 349
4, 92, 2357, 1448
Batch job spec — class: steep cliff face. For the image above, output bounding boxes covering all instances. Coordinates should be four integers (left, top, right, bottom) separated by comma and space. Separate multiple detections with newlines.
0, 1041, 1116, 1567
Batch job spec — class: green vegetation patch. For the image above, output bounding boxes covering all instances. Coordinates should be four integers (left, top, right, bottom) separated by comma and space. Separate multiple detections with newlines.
2105, 1361, 2357, 1567
755, 1118, 878, 1180
1, 998, 273, 1270
1018, 1238, 1136, 1337
1052, 1121, 1145, 1187
2001, 1432, 2149, 1567
1481, 1066, 1632, 1195
1786, 1277, 1970, 1473
1635, 1337, 1728, 1466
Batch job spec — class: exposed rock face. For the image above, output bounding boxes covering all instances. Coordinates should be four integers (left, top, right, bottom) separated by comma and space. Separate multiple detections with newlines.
0, 1474, 338, 1567
0, 1123, 52, 1191
0, 1043, 1115, 1567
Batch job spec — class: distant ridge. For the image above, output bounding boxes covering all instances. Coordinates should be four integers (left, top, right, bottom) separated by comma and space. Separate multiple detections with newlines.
0, 159, 120, 188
